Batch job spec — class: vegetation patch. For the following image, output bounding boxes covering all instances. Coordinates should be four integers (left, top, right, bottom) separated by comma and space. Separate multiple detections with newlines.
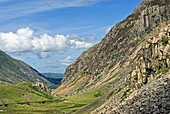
134, 76, 138, 80
161, 36, 169, 46
111, 54, 119, 60
143, 71, 148, 75
120, 89, 130, 103
156, 68, 169, 74
76, 81, 89, 92
94, 92, 102, 97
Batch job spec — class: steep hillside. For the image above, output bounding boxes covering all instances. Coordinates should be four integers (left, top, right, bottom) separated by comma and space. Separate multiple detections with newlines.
77, 21, 170, 114
53, 0, 170, 96
0, 50, 54, 87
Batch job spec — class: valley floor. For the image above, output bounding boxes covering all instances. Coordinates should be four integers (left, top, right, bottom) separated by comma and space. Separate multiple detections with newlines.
0, 88, 100, 113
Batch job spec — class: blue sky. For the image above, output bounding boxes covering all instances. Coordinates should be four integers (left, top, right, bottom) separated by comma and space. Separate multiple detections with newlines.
0, 0, 141, 73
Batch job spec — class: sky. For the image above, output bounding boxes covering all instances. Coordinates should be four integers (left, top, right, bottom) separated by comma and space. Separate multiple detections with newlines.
0, 0, 142, 73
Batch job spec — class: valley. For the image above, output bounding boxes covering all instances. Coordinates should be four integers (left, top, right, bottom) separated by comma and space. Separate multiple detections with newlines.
0, 0, 169, 113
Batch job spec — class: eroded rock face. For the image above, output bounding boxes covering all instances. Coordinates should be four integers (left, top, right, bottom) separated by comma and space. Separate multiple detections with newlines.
79, 22, 170, 114
127, 22, 170, 89
54, 0, 170, 95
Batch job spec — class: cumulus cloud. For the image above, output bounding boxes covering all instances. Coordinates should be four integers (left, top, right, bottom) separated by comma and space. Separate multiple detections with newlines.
59, 56, 75, 66
0, 27, 94, 58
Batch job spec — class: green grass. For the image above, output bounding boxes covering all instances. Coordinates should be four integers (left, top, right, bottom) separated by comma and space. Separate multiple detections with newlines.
0, 83, 56, 104
0, 85, 107, 113
76, 81, 89, 92
0, 82, 87, 113
94, 93, 102, 97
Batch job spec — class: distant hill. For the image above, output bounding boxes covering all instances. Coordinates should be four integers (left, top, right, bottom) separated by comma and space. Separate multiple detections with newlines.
42, 73, 63, 89
0, 50, 54, 88
42, 73, 63, 79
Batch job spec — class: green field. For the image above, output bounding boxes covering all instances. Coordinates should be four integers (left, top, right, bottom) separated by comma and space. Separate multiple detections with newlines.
0, 83, 105, 114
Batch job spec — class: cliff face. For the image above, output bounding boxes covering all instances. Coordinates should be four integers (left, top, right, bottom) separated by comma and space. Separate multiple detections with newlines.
53, 0, 170, 95
63, 0, 169, 82
89, 21, 170, 114
127, 22, 170, 89
0, 50, 54, 87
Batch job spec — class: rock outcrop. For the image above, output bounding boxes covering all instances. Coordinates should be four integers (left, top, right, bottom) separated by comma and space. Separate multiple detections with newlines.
95, 71, 170, 114
127, 21, 170, 89
33, 82, 50, 94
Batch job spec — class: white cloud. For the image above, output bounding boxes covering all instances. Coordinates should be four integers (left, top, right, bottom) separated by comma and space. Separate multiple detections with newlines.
0, 27, 33, 53
59, 56, 75, 66
0, 27, 94, 58
39, 52, 52, 58
67, 34, 95, 49
32, 34, 67, 53
70, 40, 93, 49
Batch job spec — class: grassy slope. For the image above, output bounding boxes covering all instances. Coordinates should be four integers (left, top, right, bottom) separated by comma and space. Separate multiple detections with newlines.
0, 83, 56, 104
0, 82, 106, 113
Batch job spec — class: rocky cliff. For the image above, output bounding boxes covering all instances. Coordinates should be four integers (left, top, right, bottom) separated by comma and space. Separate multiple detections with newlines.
73, 21, 169, 114
53, 0, 170, 96
127, 21, 170, 89
88, 21, 170, 114
0, 50, 54, 87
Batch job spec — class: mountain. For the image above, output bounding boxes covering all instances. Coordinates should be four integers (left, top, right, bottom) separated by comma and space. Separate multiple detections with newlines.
52, 0, 170, 113
0, 50, 54, 87
53, 0, 170, 95
77, 21, 170, 114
